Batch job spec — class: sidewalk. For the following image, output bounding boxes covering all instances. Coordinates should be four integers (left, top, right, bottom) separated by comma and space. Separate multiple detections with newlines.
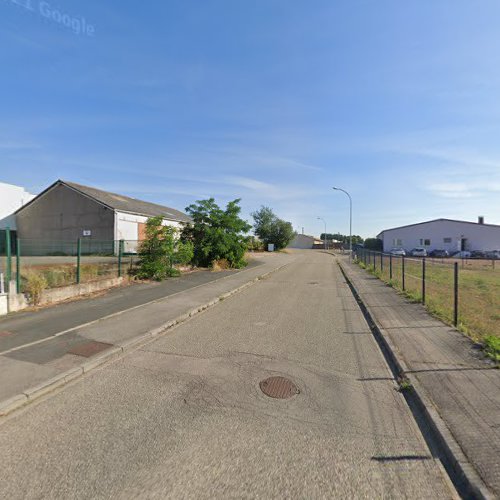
0, 252, 294, 416
339, 257, 500, 499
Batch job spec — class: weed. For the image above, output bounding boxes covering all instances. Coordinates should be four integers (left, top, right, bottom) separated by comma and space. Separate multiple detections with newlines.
484, 336, 500, 363
398, 376, 412, 392
23, 272, 47, 305
212, 259, 231, 272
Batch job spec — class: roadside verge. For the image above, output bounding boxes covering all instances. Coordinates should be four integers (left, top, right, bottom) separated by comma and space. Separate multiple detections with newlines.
338, 257, 497, 500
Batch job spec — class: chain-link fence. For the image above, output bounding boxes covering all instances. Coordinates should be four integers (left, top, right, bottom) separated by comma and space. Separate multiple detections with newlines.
354, 248, 500, 341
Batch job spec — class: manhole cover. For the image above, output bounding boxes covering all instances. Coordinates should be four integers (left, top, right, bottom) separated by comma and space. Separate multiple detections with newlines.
260, 376, 300, 399
68, 341, 113, 358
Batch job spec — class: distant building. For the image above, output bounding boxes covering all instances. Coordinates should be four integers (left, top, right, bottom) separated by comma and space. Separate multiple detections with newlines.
288, 234, 323, 249
377, 217, 500, 253
0, 182, 36, 230
15, 180, 191, 252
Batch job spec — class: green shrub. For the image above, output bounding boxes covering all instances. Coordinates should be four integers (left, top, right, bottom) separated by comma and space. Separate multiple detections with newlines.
137, 217, 194, 281
484, 336, 500, 362
182, 198, 250, 268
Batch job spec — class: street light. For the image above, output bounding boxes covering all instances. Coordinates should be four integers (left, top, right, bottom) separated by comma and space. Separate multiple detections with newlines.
317, 217, 327, 250
332, 187, 352, 260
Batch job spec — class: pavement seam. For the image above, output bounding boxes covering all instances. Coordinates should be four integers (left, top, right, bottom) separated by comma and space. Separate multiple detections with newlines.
0, 260, 274, 357
338, 260, 495, 500
0, 260, 292, 418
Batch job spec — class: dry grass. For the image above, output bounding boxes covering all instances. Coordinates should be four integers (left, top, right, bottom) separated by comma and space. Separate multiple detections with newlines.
364, 255, 500, 342
20, 262, 119, 290
211, 259, 231, 272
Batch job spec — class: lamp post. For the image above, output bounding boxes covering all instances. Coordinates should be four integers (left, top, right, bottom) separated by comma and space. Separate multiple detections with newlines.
317, 217, 327, 250
332, 187, 352, 260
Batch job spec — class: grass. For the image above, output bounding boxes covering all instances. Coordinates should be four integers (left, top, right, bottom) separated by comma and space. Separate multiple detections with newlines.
360, 254, 500, 343
484, 336, 500, 363
20, 261, 120, 291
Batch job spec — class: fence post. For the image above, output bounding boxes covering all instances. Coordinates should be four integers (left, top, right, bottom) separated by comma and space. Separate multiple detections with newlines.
389, 254, 393, 281
76, 238, 81, 284
453, 262, 459, 327
422, 258, 426, 304
16, 238, 21, 294
118, 240, 124, 277
380, 252, 383, 274
402, 256, 405, 291
5, 228, 11, 293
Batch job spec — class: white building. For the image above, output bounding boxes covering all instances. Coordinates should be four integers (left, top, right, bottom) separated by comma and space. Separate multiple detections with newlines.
377, 217, 500, 253
0, 182, 36, 229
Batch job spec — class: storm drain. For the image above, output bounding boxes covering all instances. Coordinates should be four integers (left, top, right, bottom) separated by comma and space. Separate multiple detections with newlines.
259, 376, 300, 399
68, 341, 113, 358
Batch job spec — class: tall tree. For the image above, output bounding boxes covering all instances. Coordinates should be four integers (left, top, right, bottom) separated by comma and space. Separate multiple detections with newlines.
252, 206, 295, 250
182, 198, 251, 268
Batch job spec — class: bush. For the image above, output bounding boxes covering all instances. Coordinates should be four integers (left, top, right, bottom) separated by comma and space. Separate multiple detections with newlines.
137, 217, 194, 281
24, 272, 47, 305
182, 198, 251, 268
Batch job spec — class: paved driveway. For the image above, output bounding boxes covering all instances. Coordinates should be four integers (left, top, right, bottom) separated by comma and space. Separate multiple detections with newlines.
0, 251, 456, 498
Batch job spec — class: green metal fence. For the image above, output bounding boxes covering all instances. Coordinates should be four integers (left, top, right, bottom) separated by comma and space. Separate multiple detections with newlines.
1, 234, 190, 296
8, 238, 141, 294
354, 248, 500, 341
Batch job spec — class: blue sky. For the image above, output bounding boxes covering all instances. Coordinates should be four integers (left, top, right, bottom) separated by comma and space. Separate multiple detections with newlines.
1, 0, 500, 237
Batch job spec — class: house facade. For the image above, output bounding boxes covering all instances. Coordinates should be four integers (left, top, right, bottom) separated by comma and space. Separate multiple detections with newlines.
377, 218, 500, 253
15, 180, 191, 253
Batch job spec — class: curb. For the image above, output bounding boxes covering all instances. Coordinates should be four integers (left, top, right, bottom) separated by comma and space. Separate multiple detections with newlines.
0, 260, 292, 418
338, 261, 495, 500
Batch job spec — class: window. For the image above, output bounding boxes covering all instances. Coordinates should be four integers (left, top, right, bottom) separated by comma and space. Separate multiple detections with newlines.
443, 237, 452, 244
393, 238, 403, 246
424, 239, 431, 246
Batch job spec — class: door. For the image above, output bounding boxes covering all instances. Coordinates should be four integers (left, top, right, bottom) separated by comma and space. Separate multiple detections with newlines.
138, 222, 147, 241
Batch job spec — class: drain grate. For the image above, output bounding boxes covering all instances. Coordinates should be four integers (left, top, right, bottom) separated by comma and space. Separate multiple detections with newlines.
68, 341, 113, 358
260, 376, 300, 399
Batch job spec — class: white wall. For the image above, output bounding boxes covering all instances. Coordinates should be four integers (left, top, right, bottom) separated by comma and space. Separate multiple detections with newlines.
0, 182, 36, 229
379, 219, 500, 253
115, 211, 184, 253
288, 234, 315, 249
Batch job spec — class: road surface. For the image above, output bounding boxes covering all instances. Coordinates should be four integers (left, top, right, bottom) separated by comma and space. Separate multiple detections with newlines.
0, 251, 456, 498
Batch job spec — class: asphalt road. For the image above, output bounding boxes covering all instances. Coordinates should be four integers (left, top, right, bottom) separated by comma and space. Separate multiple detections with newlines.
0, 259, 261, 353
0, 251, 456, 499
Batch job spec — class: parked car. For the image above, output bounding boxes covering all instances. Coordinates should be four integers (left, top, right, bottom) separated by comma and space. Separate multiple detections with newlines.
451, 250, 471, 258
429, 249, 449, 258
410, 247, 427, 257
390, 247, 406, 256
470, 250, 487, 259
485, 250, 500, 260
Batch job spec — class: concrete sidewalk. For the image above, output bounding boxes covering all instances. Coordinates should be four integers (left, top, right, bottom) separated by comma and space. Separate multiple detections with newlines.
0, 252, 294, 415
339, 257, 500, 499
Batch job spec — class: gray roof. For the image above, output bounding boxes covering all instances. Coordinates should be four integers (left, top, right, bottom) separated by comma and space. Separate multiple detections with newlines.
377, 217, 500, 238
17, 180, 191, 223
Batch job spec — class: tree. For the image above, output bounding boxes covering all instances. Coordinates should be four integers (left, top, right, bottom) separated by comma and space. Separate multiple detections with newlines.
181, 198, 251, 268
320, 233, 364, 246
137, 216, 194, 280
363, 238, 383, 251
252, 206, 295, 250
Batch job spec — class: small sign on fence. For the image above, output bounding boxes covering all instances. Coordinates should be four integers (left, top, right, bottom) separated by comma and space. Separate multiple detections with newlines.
82, 230, 92, 236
